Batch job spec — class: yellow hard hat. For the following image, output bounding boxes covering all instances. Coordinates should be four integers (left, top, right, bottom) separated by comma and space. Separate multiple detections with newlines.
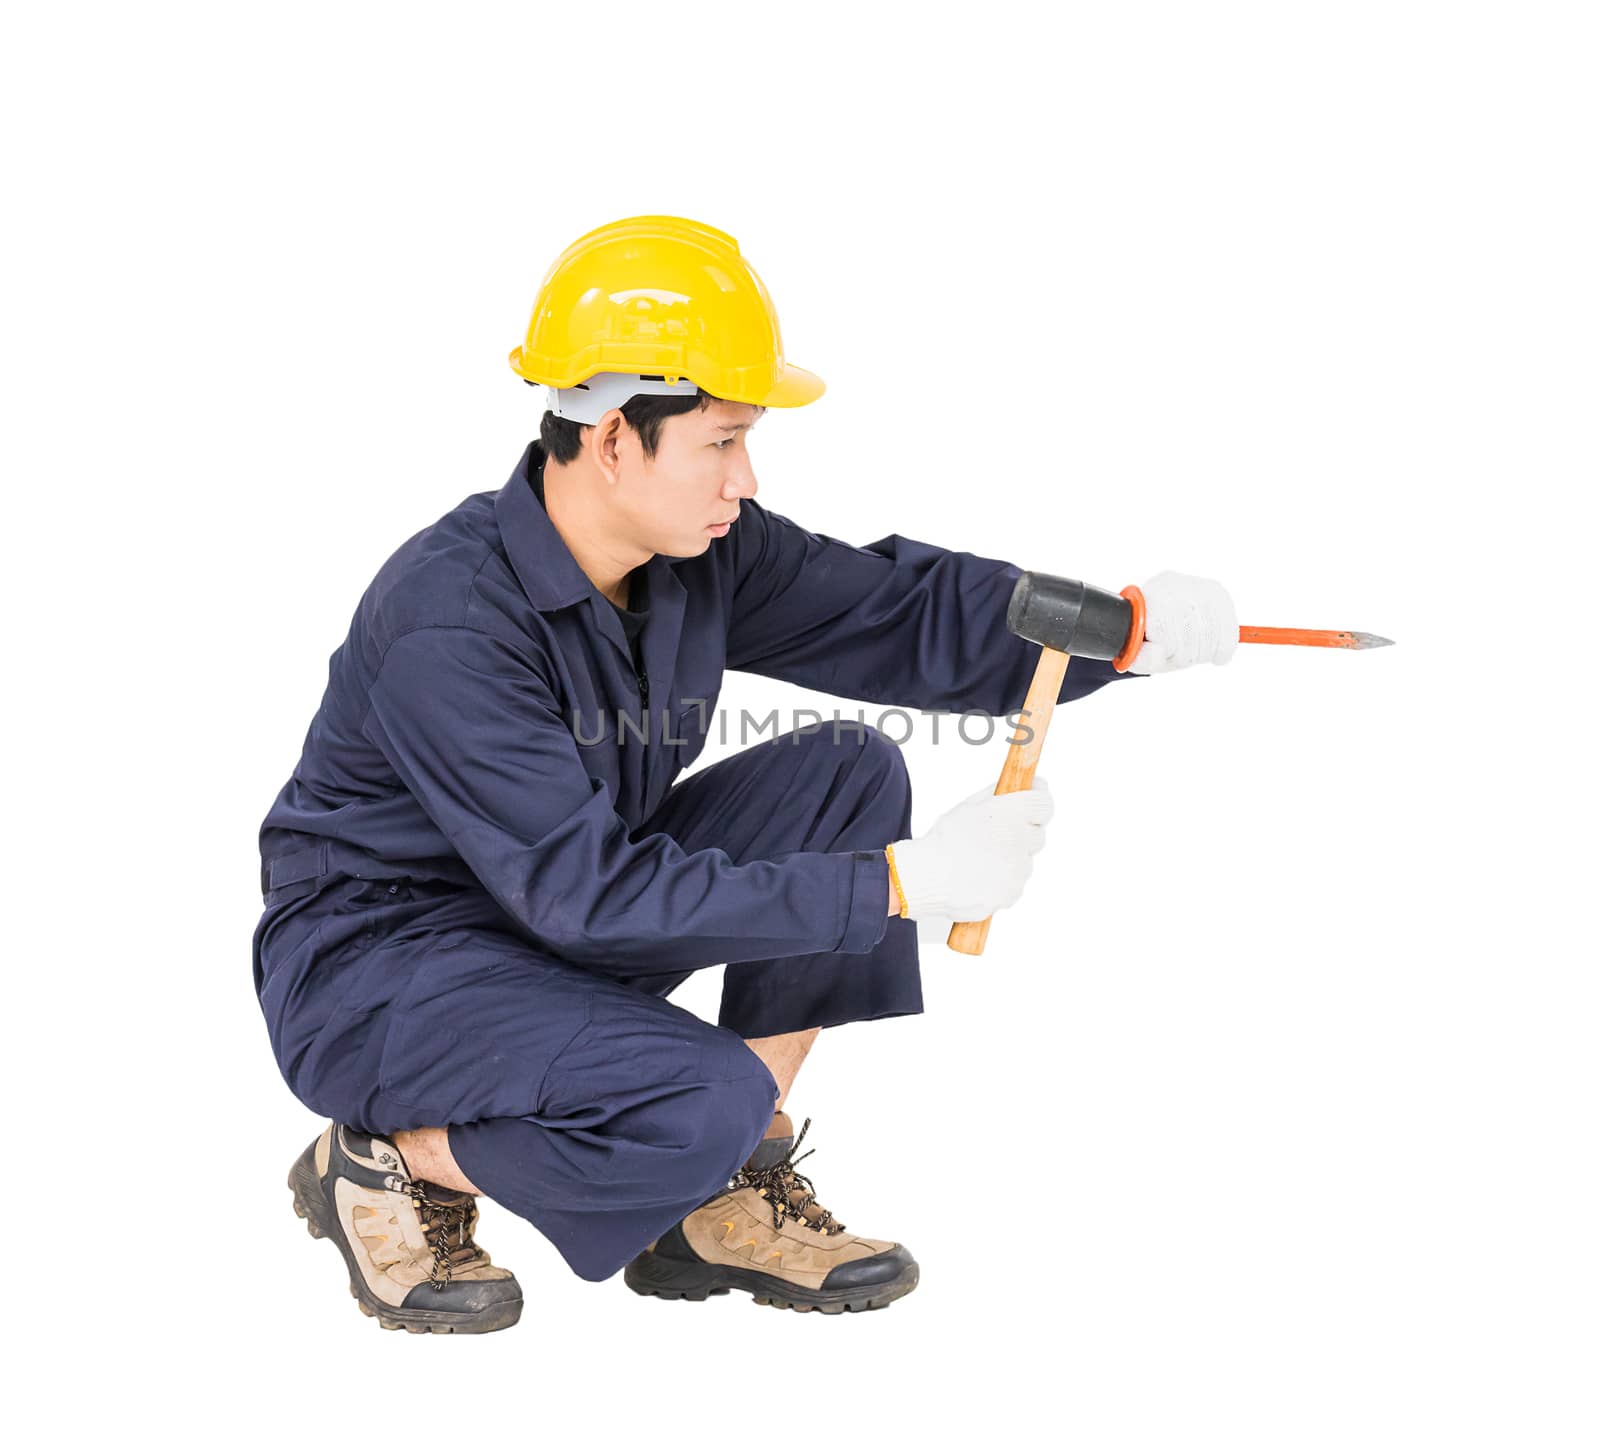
509, 215, 824, 410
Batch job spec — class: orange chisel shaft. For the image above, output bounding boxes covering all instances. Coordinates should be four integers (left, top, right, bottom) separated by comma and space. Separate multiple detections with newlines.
1237, 625, 1393, 650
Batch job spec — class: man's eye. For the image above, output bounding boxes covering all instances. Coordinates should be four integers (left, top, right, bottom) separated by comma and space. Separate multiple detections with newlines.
715, 437, 735, 449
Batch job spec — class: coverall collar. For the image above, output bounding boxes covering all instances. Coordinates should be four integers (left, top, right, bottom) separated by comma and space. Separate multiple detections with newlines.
496, 441, 688, 679
496, 440, 605, 611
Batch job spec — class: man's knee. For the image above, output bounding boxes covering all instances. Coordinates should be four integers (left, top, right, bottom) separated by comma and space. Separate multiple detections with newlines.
841, 723, 913, 820
855, 722, 910, 781
777, 721, 912, 849
698, 1033, 779, 1172
612, 1040, 773, 1202
795, 719, 909, 782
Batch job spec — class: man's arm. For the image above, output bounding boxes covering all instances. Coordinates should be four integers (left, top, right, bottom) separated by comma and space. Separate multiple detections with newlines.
724, 500, 1127, 715
362, 625, 890, 973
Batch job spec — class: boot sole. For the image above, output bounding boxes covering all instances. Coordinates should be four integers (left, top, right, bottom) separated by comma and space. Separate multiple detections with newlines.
287, 1146, 523, 1335
623, 1246, 919, 1314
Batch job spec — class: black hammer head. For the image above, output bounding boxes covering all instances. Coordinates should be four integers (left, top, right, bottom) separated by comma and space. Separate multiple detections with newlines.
1005, 571, 1134, 660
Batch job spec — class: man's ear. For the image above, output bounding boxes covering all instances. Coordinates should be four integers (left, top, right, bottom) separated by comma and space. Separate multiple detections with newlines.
590, 409, 628, 484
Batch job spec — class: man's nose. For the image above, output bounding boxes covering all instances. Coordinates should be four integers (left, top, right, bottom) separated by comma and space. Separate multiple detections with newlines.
723, 463, 758, 501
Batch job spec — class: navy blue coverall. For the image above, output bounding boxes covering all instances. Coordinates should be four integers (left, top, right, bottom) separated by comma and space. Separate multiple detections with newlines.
254, 440, 1124, 1281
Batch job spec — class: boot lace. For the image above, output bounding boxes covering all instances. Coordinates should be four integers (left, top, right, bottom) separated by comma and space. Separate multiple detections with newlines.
728, 1117, 844, 1236
402, 1180, 480, 1291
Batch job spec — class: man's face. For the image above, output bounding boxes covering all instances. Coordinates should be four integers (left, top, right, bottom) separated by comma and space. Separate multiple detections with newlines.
609, 398, 764, 559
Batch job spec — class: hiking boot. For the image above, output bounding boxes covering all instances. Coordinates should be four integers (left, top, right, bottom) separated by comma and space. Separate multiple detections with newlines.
287, 1122, 522, 1334
623, 1112, 919, 1314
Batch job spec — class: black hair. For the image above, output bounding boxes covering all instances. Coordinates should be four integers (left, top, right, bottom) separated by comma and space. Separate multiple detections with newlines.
539, 383, 759, 464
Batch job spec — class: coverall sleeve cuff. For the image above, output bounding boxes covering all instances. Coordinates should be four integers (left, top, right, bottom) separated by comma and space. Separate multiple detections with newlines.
835, 850, 892, 953
1055, 654, 1141, 704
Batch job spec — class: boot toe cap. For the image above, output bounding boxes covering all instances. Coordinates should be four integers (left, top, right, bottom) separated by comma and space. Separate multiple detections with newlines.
401, 1274, 523, 1315
821, 1242, 916, 1290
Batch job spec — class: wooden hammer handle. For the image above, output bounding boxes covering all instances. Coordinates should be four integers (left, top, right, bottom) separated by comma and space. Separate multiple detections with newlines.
946, 648, 1070, 955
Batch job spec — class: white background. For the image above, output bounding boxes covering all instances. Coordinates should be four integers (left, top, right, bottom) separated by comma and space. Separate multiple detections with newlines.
6, 3, 1596, 1440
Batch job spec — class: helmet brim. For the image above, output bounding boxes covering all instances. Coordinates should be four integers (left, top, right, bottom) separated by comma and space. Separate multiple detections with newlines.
742, 363, 825, 409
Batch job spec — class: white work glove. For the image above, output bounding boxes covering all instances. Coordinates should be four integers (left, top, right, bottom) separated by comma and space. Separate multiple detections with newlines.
1129, 570, 1239, 674
889, 777, 1053, 922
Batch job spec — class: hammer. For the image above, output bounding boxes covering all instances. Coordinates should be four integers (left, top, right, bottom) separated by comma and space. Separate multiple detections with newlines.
945, 573, 1393, 956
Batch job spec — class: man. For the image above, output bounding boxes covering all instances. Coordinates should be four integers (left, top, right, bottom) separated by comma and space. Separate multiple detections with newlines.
255, 214, 1238, 1333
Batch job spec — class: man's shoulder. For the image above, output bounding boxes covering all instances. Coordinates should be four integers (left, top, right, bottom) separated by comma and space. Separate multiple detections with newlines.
360, 487, 529, 650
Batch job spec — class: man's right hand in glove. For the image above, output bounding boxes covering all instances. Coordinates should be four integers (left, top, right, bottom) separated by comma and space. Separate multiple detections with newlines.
885, 777, 1053, 922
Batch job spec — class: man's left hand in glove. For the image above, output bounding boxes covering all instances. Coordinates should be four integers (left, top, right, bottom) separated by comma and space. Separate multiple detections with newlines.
1127, 570, 1239, 675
